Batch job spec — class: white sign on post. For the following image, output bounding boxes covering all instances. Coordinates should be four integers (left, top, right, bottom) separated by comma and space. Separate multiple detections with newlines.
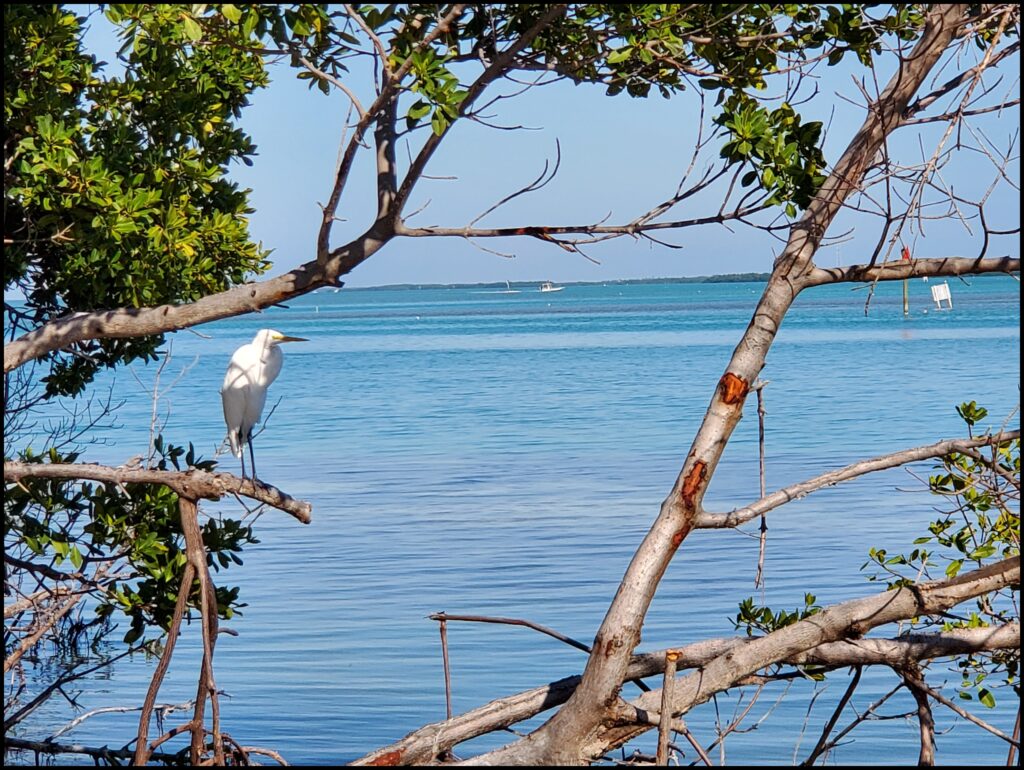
930, 281, 953, 309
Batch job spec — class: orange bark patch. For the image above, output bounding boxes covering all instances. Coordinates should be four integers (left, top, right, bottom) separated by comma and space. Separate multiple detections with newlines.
718, 372, 749, 405
671, 526, 690, 548
367, 750, 404, 765
680, 460, 707, 510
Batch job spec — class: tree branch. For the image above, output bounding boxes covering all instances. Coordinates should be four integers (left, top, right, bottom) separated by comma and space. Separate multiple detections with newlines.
353, 622, 1019, 765
4, 461, 312, 523
803, 256, 1019, 286
391, 5, 569, 215
902, 40, 1020, 121
3, 7, 570, 376
4, 564, 110, 674
697, 431, 1020, 529
802, 665, 862, 766
899, 664, 936, 765
4, 737, 182, 765
900, 665, 1021, 747
397, 206, 770, 241
589, 557, 1019, 759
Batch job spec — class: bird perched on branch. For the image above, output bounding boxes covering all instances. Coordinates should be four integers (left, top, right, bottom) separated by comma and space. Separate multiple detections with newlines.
221, 329, 307, 481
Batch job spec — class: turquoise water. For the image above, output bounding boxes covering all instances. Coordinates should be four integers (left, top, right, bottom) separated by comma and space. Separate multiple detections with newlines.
7, 276, 1021, 765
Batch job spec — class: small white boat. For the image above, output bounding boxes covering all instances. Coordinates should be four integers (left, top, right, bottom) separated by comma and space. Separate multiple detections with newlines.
539, 281, 564, 293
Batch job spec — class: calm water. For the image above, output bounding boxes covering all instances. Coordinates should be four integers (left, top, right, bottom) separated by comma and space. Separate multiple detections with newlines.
8, 277, 1021, 765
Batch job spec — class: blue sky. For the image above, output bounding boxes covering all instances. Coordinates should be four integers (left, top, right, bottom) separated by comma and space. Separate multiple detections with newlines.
15, 8, 1022, 293
211, 17, 1020, 289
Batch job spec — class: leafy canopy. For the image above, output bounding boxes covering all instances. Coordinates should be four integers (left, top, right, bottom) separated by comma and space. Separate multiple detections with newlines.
5, 4, 939, 401
4, 4, 270, 397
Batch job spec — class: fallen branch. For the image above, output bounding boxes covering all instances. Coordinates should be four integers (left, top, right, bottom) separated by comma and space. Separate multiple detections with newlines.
592, 558, 1019, 758
352, 621, 1019, 765
4, 736, 182, 764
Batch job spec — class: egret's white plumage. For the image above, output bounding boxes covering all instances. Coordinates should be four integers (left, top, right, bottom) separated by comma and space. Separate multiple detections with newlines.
221, 328, 306, 479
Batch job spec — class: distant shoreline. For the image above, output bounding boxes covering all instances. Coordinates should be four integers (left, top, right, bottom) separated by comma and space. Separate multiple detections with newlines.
342, 273, 774, 291
4, 271, 1017, 303
337, 270, 1019, 291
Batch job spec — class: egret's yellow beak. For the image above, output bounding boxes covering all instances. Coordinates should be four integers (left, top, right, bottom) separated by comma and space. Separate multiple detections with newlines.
274, 334, 308, 343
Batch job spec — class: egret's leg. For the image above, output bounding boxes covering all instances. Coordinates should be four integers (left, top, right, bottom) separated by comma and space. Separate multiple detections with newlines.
247, 432, 257, 482
239, 436, 248, 480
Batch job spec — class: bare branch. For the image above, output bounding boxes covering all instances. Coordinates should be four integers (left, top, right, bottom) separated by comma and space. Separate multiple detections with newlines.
391, 6, 569, 215
397, 205, 771, 241
429, 612, 591, 654
899, 665, 936, 765
4, 564, 111, 674
902, 97, 1021, 126
801, 666, 862, 766
468, 140, 561, 228
900, 666, 1021, 747
903, 41, 1020, 120
697, 431, 1019, 529
4, 461, 312, 523
800, 683, 905, 765
4, 644, 146, 731
4, 737, 182, 764
343, 4, 390, 78
292, 49, 366, 119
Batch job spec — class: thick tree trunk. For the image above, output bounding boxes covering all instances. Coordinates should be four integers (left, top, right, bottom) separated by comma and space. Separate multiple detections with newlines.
466, 6, 971, 764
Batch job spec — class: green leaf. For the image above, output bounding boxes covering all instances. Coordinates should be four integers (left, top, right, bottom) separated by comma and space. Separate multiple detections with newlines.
407, 100, 432, 121
182, 16, 203, 42
606, 47, 632, 65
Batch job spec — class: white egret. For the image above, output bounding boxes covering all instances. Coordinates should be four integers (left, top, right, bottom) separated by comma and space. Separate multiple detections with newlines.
221, 328, 307, 480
